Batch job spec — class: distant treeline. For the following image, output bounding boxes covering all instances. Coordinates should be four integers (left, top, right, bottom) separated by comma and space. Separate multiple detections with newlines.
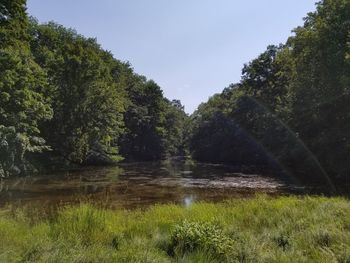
0, 0, 188, 176
1, 0, 350, 188
188, 0, 350, 187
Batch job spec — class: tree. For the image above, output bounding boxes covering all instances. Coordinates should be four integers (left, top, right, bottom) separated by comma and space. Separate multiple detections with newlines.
162, 99, 188, 157
30, 22, 126, 164
0, 0, 52, 176
119, 77, 167, 160
0, 0, 29, 48
287, 0, 350, 182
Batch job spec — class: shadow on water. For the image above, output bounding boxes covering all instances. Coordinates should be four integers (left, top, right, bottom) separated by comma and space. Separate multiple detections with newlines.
0, 159, 323, 210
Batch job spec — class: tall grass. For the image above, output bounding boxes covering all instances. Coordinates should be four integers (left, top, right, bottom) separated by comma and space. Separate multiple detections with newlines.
0, 195, 349, 262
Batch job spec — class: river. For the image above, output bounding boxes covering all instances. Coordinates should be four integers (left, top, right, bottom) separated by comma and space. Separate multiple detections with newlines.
0, 160, 303, 209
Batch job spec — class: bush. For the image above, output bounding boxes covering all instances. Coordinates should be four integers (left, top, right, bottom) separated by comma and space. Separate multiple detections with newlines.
168, 220, 233, 257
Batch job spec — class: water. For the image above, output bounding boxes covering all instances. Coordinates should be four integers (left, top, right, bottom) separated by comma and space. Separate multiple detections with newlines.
0, 160, 300, 209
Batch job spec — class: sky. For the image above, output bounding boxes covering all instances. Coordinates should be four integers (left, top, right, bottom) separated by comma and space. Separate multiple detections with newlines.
27, 0, 317, 114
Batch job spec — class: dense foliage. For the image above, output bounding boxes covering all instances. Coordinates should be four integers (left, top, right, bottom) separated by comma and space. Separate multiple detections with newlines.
189, 0, 350, 187
0, 0, 187, 176
0, 0, 52, 176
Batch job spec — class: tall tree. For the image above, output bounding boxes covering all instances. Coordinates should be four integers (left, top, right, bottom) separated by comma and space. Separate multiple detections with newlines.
288, 0, 350, 181
0, 0, 52, 176
162, 99, 188, 157
30, 22, 126, 165
119, 77, 167, 160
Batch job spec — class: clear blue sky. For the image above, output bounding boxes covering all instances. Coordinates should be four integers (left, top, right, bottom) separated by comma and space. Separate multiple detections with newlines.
27, 0, 317, 113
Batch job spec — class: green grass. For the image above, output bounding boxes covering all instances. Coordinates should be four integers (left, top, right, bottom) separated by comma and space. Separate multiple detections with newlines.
0, 196, 349, 262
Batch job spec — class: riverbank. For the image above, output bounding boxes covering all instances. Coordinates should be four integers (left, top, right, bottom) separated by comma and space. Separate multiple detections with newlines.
1, 196, 349, 262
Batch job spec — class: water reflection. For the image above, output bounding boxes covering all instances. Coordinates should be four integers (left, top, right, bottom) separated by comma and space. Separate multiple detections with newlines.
183, 195, 195, 207
0, 160, 300, 209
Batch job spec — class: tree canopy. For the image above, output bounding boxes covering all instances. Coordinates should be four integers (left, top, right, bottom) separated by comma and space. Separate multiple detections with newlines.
0, 0, 187, 176
189, 0, 350, 187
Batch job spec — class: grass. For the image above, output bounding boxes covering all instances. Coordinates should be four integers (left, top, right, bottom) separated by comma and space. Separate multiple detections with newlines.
0, 195, 349, 262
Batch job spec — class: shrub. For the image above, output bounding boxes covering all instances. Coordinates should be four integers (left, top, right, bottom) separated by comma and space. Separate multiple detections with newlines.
168, 220, 233, 257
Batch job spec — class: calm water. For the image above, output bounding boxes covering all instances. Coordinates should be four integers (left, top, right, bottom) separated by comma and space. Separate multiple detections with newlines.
0, 160, 301, 209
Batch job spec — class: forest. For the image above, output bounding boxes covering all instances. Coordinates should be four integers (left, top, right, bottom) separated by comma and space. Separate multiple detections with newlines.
1, 0, 350, 192
0, 0, 188, 176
